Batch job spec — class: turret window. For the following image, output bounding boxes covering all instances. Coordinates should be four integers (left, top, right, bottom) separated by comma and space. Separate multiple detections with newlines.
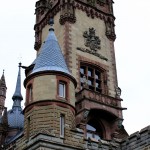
59, 82, 66, 98
26, 84, 33, 104
80, 64, 107, 93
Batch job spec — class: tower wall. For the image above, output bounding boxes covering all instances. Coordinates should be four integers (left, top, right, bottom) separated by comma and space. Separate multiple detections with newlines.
40, 9, 117, 98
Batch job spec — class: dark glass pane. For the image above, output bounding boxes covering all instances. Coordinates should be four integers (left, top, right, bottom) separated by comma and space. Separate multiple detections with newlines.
59, 83, 65, 97
95, 70, 100, 79
88, 80, 92, 85
88, 68, 93, 77
96, 82, 100, 88
80, 66, 85, 74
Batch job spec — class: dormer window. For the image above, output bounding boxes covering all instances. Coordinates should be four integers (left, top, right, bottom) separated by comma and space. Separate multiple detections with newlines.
59, 82, 66, 98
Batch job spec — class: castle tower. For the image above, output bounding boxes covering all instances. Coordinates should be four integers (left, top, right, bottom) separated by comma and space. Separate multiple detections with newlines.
0, 71, 7, 115
33, 0, 127, 140
15, 0, 128, 149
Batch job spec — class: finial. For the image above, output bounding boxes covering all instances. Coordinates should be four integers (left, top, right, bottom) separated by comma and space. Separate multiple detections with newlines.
19, 62, 22, 68
3, 69, 4, 75
49, 18, 54, 26
49, 18, 54, 31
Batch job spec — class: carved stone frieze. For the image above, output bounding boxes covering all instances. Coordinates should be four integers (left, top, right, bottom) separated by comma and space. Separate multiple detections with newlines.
34, 0, 60, 50
59, 0, 76, 25
75, 1, 116, 41
87, 0, 107, 6
34, 0, 116, 50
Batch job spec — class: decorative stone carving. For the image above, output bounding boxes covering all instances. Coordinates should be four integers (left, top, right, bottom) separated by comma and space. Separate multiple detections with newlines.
83, 110, 90, 119
59, 0, 76, 25
97, 0, 106, 6
83, 28, 101, 52
115, 86, 121, 98
105, 19, 116, 41
82, 75, 89, 88
77, 47, 108, 61
87, 0, 96, 6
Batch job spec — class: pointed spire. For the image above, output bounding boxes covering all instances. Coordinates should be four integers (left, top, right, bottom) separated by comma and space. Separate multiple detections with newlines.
12, 63, 23, 109
0, 70, 6, 87
32, 18, 70, 75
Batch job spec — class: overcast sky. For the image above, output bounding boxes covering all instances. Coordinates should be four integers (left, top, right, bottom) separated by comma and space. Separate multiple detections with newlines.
0, 1, 150, 135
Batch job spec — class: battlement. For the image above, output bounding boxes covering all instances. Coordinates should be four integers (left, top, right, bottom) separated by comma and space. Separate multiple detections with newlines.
120, 125, 150, 149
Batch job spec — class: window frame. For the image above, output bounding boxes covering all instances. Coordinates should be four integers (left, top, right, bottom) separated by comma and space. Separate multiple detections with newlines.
80, 63, 107, 94
58, 81, 66, 98
60, 114, 65, 138
26, 84, 33, 105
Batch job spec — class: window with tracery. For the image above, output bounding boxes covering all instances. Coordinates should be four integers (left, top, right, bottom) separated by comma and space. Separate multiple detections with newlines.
80, 64, 107, 93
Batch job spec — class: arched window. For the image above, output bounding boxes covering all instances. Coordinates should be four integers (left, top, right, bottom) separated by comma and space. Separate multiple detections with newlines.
80, 64, 107, 93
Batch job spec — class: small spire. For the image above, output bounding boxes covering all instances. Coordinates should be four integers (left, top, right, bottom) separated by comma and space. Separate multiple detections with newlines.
12, 63, 23, 109
0, 69, 6, 87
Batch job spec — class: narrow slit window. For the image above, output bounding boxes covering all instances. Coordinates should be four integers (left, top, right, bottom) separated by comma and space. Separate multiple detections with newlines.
60, 114, 65, 137
27, 116, 30, 139
29, 86, 32, 102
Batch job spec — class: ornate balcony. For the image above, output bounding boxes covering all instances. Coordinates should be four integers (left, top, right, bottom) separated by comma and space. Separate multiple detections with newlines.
76, 88, 123, 110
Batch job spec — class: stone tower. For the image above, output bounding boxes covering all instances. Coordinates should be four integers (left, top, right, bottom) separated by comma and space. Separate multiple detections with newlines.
33, 0, 127, 139
0, 71, 7, 115
16, 0, 128, 149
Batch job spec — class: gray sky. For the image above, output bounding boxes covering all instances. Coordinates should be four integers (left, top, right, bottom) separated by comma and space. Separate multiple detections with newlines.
0, 1, 150, 135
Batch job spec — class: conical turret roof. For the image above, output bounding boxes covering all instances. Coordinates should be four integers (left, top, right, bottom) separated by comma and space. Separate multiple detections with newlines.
32, 27, 70, 75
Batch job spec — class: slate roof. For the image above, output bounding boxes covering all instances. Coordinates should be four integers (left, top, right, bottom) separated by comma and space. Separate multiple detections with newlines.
31, 28, 70, 75
7, 64, 24, 129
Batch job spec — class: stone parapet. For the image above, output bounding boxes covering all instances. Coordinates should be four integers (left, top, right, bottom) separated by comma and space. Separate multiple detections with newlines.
120, 126, 150, 150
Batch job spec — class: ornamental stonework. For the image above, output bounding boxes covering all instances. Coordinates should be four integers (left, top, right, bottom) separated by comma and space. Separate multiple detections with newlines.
83, 27, 101, 52
77, 27, 107, 61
